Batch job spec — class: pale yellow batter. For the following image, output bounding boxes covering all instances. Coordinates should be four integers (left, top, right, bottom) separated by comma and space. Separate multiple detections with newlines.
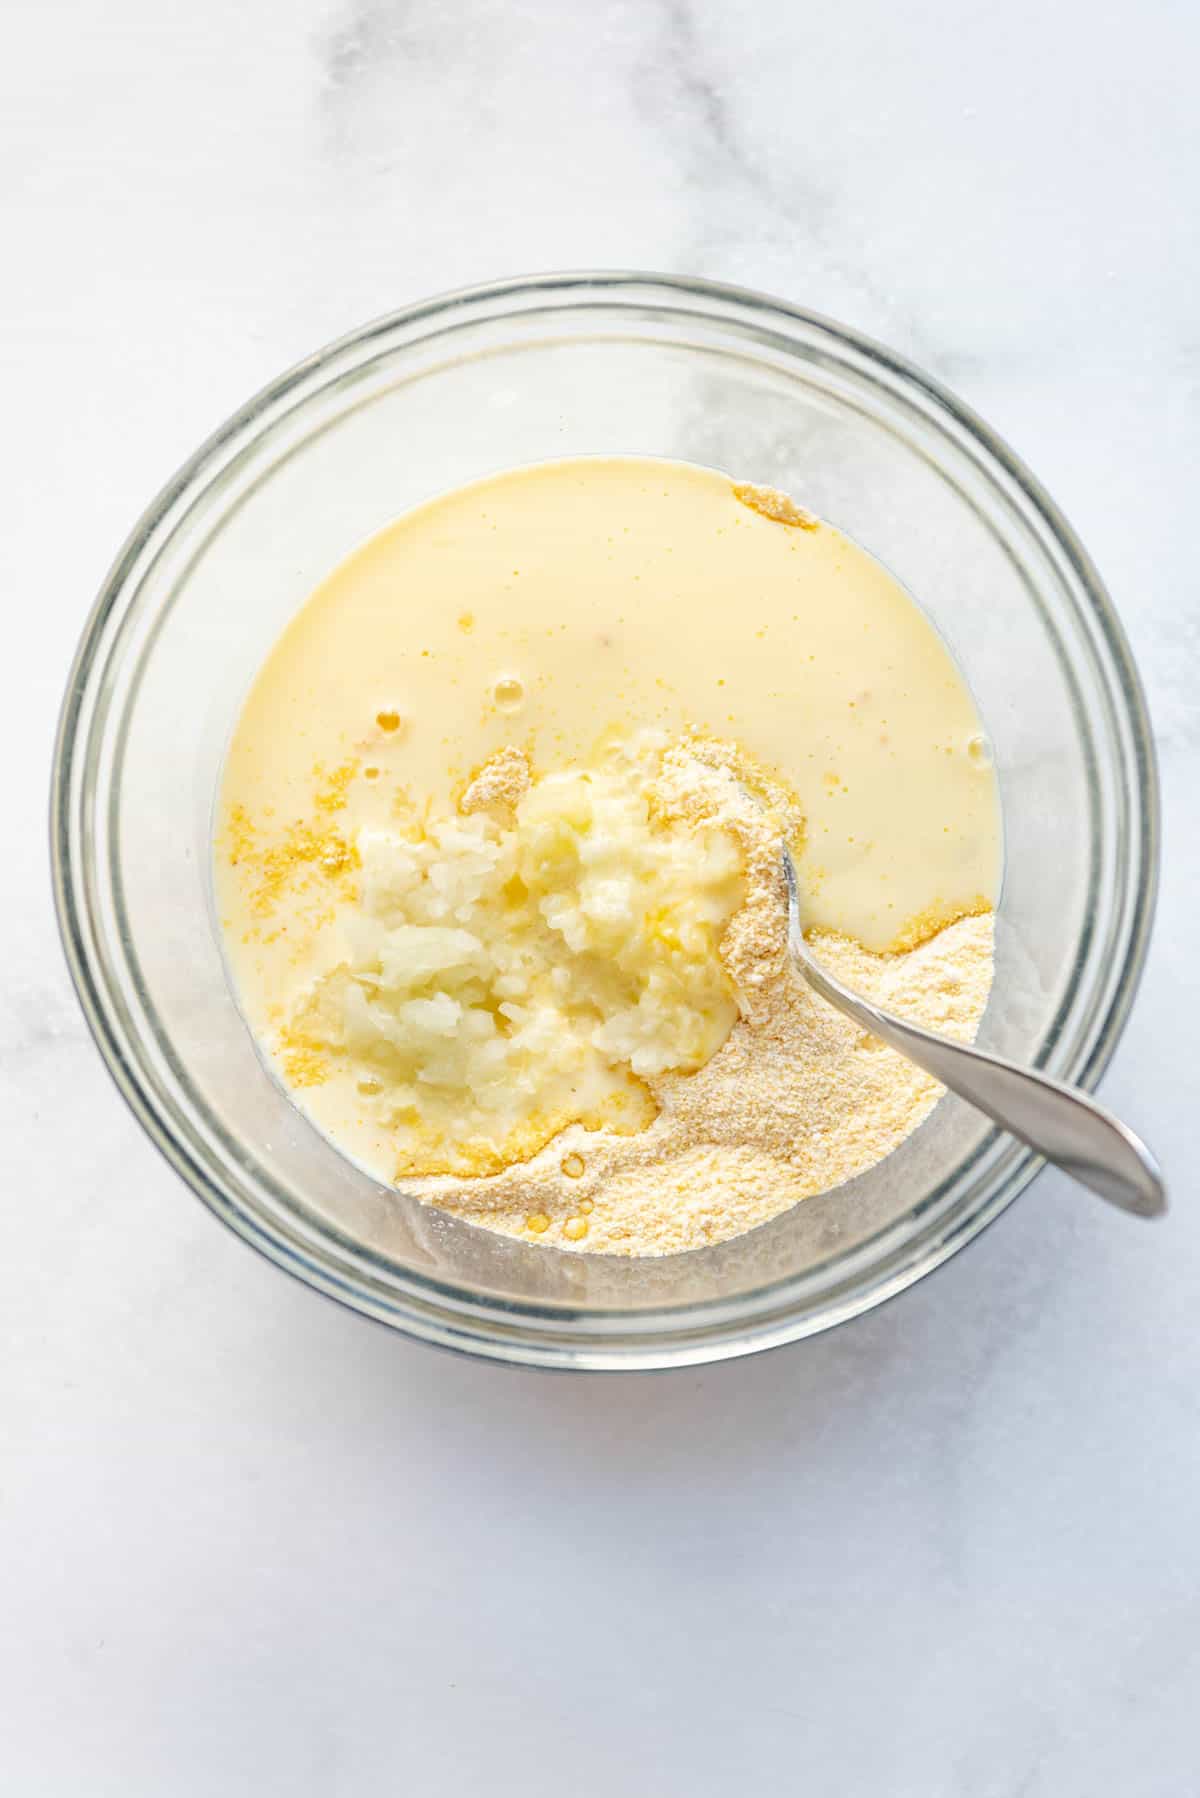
216, 457, 1000, 1248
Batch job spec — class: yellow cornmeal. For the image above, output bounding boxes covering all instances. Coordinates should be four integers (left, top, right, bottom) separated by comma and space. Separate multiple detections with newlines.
424, 796, 993, 1252
731, 482, 819, 530
216, 457, 1001, 1255
413, 738, 993, 1253
447, 919, 995, 1255
227, 757, 363, 920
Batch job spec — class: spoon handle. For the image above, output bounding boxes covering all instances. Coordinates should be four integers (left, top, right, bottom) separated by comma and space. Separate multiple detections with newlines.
782, 860, 1165, 1218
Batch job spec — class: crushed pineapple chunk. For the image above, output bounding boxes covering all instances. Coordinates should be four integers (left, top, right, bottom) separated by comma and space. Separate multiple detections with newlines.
285, 737, 745, 1177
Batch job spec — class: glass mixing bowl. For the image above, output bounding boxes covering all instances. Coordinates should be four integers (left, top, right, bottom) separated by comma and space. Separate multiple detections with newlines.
51, 274, 1159, 1369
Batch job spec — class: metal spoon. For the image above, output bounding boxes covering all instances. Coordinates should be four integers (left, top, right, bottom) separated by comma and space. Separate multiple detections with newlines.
780, 846, 1165, 1218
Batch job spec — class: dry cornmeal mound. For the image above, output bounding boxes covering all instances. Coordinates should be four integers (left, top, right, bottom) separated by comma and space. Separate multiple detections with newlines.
411, 736, 993, 1255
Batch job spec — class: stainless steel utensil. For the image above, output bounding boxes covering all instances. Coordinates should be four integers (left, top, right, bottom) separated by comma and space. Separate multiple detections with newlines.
781, 846, 1165, 1218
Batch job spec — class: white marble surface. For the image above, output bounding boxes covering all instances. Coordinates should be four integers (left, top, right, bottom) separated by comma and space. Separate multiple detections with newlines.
4, 1, 1199, 1790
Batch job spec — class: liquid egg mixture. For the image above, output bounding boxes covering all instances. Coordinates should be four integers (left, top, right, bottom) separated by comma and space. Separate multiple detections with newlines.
216, 458, 1000, 1255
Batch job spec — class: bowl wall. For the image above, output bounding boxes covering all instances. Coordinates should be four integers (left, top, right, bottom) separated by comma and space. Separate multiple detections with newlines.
53, 276, 1158, 1366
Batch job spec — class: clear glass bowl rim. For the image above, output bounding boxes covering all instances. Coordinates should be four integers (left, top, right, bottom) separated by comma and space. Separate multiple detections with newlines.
50, 271, 1161, 1370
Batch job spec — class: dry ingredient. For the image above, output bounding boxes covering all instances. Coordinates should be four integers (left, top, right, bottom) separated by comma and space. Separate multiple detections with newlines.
416, 737, 993, 1254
